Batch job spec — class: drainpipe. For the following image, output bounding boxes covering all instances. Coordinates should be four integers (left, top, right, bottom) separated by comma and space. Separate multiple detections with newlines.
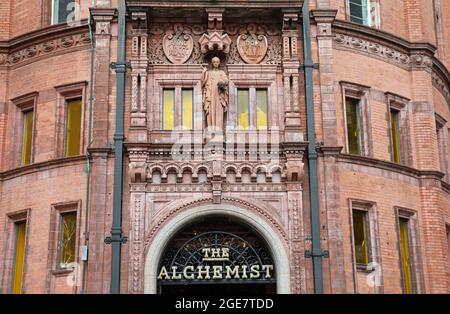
302, 0, 327, 294
107, 0, 128, 294
80, 0, 95, 294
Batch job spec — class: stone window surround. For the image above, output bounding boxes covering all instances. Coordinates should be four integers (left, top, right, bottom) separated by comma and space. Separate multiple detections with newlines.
345, 0, 381, 29
394, 207, 424, 294
435, 113, 449, 182
386, 92, 412, 167
340, 81, 373, 157
1, 208, 31, 294
348, 199, 382, 293
230, 82, 271, 130
154, 80, 201, 131
45, 200, 82, 293
11, 92, 38, 168
54, 81, 87, 159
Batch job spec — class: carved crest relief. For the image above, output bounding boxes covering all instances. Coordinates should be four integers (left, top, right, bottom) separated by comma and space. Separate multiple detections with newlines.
162, 24, 194, 64
237, 34, 268, 64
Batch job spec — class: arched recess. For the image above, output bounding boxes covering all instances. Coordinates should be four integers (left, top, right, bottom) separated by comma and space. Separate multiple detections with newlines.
143, 203, 291, 294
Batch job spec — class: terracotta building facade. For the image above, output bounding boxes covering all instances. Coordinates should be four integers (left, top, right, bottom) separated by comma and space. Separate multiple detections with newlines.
0, 0, 450, 294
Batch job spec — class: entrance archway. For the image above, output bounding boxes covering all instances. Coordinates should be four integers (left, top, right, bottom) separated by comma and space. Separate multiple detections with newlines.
157, 217, 276, 294
144, 202, 291, 294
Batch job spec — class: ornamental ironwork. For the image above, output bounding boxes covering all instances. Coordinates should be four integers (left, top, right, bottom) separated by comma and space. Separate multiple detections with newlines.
158, 231, 275, 282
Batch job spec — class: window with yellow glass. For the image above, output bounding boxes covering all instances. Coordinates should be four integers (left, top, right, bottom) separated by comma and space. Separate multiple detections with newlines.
22, 110, 34, 165
65, 99, 82, 157
256, 89, 268, 130
352, 210, 370, 265
59, 212, 77, 269
12, 221, 27, 294
237, 89, 249, 129
399, 217, 413, 294
182, 89, 194, 130
163, 89, 175, 130
390, 109, 401, 164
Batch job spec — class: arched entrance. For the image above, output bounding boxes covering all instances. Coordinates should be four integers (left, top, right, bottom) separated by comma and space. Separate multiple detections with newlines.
144, 202, 291, 294
157, 217, 276, 295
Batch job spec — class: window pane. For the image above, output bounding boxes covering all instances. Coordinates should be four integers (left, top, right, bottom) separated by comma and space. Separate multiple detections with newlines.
353, 210, 369, 265
399, 218, 413, 294
256, 89, 268, 130
346, 98, 361, 155
349, 0, 369, 25
163, 89, 175, 130
12, 222, 26, 294
182, 89, 193, 130
349, 0, 363, 23
59, 212, 77, 268
22, 110, 34, 165
391, 110, 401, 163
66, 99, 82, 157
237, 89, 249, 129
54, 0, 75, 24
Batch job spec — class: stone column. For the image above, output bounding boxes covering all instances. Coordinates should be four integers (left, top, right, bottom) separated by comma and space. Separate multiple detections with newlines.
87, 6, 116, 293
311, 9, 348, 294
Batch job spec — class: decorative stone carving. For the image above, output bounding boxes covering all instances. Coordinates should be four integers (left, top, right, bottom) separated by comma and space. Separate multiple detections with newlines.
1, 33, 90, 67
148, 24, 205, 65
199, 32, 231, 54
237, 33, 268, 64
334, 33, 411, 69
201, 57, 229, 130
162, 24, 194, 64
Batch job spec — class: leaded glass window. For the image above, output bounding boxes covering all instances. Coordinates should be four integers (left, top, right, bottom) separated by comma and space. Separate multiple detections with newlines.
59, 212, 77, 269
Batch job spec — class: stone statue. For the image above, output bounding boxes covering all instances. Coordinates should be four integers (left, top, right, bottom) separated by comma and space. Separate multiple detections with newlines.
201, 57, 229, 130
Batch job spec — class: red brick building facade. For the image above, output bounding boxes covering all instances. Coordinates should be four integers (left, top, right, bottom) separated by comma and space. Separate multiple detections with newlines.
0, 0, 449, 294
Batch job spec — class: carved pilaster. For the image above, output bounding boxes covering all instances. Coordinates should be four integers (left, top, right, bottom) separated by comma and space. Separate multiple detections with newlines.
287, 187, 306, 294
90, 8, 115, 148
128, 148, 149, 293
129, 10, 149, 141
282, 10, 301, 127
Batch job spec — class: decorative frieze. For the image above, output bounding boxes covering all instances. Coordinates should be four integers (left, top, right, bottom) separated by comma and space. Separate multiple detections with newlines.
0, 33, 90, 67
333, 33, 433, 71
148, 23, 281, 65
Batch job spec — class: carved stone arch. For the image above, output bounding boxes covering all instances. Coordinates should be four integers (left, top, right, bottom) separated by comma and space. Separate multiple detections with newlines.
237, 163, 254, 178
142, 197, 291, 294
147, 164, 164, 179
180, 164, 194, 174
255, 164, 269, 174
224, 164, 238, 174
269, 164, 284, 177
193, 164, 210, 178
164, 164, 181, 178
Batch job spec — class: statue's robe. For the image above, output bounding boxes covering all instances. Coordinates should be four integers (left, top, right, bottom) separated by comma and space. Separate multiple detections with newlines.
201, 68, 229, 131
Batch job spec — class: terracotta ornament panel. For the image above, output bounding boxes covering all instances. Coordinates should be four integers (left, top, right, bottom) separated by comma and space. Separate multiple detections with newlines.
237, 34, 268, 64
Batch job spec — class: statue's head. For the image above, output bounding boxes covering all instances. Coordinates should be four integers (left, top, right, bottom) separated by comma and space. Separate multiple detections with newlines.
211, 57, 221, 68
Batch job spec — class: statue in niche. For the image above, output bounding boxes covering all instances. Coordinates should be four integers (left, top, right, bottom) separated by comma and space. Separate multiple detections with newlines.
201, 57, 229, 131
